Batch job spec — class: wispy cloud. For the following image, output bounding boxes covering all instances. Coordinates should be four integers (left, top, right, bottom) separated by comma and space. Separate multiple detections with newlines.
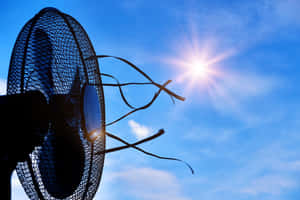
120, 0, 144, 11
205, 141, 300, 199
271, 0, 300, 26
128, 120, 151, 139
207, 70, 279, 119
276, 160, 300, 171
184, 125, 238, 145
240, 175, 296, 196
106, 167, 190, 200
180, 0, 300, 50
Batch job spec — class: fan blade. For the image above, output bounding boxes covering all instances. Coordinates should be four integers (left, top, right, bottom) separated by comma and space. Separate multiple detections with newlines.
38, 94, 84, 199
32, 28, 54, 95
38, 64, 83, 198
70, 67, 81, 95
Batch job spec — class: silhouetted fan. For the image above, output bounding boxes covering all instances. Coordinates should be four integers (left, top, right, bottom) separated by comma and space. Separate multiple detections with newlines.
6, 7, 106, 200
0, 7, 193, 200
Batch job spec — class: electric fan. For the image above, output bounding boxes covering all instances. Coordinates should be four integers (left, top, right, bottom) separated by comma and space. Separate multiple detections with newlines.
0, 7, 192, 200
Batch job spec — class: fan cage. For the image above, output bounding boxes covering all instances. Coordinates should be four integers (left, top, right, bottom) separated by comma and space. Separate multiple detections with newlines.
7, 7, 105, 200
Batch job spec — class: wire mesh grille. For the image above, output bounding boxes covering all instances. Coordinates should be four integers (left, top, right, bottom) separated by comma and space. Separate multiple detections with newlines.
7, 7, 105, 200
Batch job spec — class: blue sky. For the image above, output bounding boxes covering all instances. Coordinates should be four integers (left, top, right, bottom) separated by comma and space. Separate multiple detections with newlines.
2, 0, 300, 200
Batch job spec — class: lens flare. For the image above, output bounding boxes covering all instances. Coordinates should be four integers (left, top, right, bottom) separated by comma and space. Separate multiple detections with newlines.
166, 37, 235, 94
88, 130, 102, 141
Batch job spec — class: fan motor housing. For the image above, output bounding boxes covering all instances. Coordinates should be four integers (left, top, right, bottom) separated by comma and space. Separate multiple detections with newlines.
0, 91, 48, 164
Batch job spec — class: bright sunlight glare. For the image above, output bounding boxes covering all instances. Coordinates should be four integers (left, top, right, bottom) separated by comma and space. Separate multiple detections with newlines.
166, 37, 235, 94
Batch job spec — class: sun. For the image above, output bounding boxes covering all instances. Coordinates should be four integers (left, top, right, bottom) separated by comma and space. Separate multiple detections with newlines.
175, 57, 218, 93
167, 52, 222, 92
165, 38, 234, 94
187, 59, 211, 79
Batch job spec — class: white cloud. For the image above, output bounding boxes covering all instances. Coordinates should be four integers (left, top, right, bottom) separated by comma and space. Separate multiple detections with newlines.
11, 171, 28, 200
107, 167, 190, 200
128, 120, 151, 139
240, 175, 296, 196
0, 79, 6, 95
11, 171, 22, 189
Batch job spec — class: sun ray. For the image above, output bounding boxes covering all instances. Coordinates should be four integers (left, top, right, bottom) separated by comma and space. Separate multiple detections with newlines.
166, 37, 235, 96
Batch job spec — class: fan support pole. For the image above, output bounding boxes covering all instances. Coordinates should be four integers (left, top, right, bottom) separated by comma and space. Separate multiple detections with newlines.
0, 91, 48, 200
0, 158, 16, 200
